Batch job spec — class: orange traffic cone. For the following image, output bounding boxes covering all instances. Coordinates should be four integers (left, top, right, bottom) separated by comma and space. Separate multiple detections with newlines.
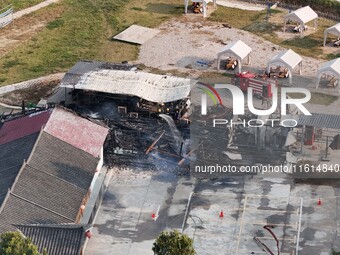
317, 198, 322, 206
219, 210, 224, 218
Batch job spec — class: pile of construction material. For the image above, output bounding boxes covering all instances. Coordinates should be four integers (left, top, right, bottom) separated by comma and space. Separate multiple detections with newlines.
226, 57, 238, 70
192, 2, 203, 13
268, 66, 289, 78
334, 38, 340, 47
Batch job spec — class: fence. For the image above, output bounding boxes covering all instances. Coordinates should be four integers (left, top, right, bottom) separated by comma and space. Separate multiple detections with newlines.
0, 4, 13, 28
237, 0, 339, 21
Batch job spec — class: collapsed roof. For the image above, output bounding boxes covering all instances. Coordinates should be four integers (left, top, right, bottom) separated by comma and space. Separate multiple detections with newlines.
60, 62, 195, 103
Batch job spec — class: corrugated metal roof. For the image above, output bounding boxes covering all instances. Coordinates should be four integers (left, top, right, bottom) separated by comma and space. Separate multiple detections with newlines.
0, 133, 38, 207
0, 193, 74, 233
60, 69, 194, 103
0, 110, 51, 145
44, 107, 109, 157
0, 131, 98, 233
297, 113, 340, 129
17, 224, 87, 255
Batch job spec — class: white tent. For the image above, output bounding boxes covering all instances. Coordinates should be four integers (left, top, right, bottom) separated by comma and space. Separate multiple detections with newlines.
216, 40, 252, 72
316, 58, 340, 92
184, 0, 216, 18
323, 23, 340, 46
283, 6, 318, 37
267, 49, 303, 84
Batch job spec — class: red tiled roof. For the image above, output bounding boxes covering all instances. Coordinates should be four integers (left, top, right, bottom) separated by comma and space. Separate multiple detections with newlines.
44, 107, 108, 157
0, 110, 52, 145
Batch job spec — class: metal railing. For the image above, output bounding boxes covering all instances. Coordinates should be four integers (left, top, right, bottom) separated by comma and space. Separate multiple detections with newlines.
0, 4, 13, 28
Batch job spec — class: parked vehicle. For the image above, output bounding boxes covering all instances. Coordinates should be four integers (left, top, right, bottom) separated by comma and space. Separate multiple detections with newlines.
232, 72, 278, 99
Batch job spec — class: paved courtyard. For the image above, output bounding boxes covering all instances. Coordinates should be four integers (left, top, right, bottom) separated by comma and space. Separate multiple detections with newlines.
182, 176, 340, 255
86, 167, 193, 255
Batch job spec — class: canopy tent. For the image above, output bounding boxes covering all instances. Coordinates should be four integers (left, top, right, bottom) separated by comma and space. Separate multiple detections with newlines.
184, 0, 216, 18
316, 58, 340, 92
283, 6, 318, 37
323, 23, 340, 46
266, 49, 303, 84
216, 40, 252, 72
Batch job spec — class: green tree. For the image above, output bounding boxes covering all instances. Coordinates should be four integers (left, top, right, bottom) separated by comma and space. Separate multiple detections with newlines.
152, 230, 195, 255
0, 231, 47, 255
332, 248, 340, 255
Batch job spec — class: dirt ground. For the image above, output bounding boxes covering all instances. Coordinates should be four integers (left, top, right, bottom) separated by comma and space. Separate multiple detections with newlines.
0, 76, 61, 106
137, 15, 327, 77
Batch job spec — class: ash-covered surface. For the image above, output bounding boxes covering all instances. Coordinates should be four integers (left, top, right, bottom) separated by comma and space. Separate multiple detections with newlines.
69, 100, 190, 176
105, 117, 190, 176
189, 104, 286, 178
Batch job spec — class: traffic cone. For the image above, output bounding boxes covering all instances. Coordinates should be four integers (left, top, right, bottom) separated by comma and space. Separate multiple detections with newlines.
219, 210, 224, 218
151, 211, 156, 219
317, 198, 322, 206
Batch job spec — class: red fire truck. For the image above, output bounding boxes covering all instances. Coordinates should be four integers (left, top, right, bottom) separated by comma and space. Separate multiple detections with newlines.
232, 72, 278, 98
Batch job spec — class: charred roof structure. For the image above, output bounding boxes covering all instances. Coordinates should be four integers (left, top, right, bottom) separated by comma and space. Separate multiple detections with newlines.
56, 61, 194, 118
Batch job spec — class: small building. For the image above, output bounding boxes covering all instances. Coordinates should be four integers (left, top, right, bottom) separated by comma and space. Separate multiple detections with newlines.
283, 6, 318, 37
216, 40, 252, 72
266, 49, 303, 84
0, 107, 109, 254
58, 61, 194, 118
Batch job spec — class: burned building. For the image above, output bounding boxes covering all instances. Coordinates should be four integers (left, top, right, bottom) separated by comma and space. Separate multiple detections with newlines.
54, 60, 194, 119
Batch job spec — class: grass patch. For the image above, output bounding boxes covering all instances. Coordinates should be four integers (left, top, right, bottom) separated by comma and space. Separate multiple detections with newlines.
3, 59, 20, 68
131, 7, 143, 11
0, 0, 45, 11
245, 21, 282, 34
281, 36, 323, 57
327, 53, 340, 60
46, 19, 65, 30
288, 92, 338, 106
209, 7, 262, 29
0, 0, 183, 86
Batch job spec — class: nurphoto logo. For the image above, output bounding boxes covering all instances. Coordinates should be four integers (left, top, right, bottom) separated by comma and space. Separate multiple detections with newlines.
198, 83, 312, 128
